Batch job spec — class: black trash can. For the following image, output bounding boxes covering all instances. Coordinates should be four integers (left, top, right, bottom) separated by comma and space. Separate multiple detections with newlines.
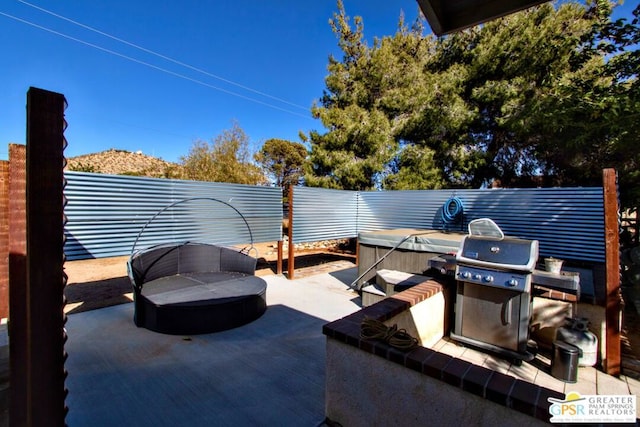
551, 340, 580, 383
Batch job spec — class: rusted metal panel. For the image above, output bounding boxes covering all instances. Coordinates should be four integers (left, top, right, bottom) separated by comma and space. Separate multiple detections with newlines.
602, 168, 621, 376
25, 87, 67, 425
0, 161, 9, 320
8, 143, 27, 427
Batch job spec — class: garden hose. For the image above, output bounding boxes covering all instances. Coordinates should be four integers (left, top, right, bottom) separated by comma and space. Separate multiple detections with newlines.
442, 196, 464, 223
360, 317, 418, 350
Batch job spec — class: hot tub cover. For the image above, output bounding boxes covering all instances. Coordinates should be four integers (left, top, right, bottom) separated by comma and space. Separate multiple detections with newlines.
358, 229, 465, 253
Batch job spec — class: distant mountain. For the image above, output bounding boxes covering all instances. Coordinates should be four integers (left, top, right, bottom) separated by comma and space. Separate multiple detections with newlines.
66, 149, 183, 178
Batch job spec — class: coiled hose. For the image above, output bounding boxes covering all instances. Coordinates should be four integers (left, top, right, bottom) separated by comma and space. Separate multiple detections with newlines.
360, 317, 418, 350
441, 196, 464, 223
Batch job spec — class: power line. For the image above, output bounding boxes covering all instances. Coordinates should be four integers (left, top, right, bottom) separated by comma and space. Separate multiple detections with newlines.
18, 0, 310, 112
0, 11, 312, 120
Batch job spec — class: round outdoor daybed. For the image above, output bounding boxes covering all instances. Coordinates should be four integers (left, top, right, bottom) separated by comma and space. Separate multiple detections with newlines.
126, 198, 267, 335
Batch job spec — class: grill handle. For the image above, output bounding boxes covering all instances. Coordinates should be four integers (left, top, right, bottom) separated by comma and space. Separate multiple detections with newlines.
502, 299, 512, 325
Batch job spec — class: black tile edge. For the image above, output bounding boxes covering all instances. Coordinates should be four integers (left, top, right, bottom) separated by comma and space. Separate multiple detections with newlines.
322, 323, 335, 339
406, 347, 435, 373
388, 346, 411, 365
510, 379, 540, 416
358, 337, 376, 353
422, 350, 453, 379
345, 331, 360, 347
534, 387, 564, 423
442, 358, 472, 388
461, 364, 494, 398
324, 318, 359, 343
373, 298, 411, 320
486, 372, 517, 406
322, 312, 365, 339
373, 340, 389, 358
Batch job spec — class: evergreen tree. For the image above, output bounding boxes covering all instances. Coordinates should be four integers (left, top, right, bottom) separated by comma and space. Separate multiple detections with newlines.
308, 1, 639, 208
306, 0, 398, 190
255, 138, 308, 190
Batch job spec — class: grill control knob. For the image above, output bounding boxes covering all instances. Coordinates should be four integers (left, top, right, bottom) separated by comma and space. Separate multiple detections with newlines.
507, 278, 519, 287
462, 271, 472, 279
484, 275, 494, 283
474, 274, 482, 281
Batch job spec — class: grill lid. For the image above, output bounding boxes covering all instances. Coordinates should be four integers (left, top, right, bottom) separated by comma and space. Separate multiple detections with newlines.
467, 218, 504, 239
456, 235, 539, 271
456, 218, 539, 271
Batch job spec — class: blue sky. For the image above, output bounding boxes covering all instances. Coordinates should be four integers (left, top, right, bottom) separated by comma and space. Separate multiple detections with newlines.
0, 1, 636, 163
0, 0, 423, 162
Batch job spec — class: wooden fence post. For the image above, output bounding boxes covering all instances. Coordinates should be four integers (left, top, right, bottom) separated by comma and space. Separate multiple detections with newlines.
277, 240, 283, 275
602, 168, 621, 376
287, 185, 295, 279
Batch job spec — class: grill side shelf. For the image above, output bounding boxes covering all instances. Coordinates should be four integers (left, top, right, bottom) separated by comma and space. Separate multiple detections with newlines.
531, 270, 580, 295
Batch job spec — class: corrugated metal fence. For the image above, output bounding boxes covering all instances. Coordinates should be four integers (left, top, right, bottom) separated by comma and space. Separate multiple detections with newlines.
65, 173, 606, 263
293, 186, 606, 263
289, 187, 358, 242
64, 172, 283, 260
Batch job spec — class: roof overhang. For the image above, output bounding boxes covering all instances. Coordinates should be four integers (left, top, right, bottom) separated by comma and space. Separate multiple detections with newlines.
416, 0, 550, 36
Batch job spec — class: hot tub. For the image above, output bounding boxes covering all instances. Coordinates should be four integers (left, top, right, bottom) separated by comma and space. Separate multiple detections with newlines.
356, 228, 465, 287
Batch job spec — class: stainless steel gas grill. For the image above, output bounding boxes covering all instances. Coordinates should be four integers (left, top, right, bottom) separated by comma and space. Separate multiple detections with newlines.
450, 219, 539, 362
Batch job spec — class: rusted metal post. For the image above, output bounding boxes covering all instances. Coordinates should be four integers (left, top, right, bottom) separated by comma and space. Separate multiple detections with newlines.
287, 185, 294, 279
602, 168, 621, 376
8, 143, 27, 427
0, 161, 9, 320
10, 88, 68, 426
276, 240, 283, 275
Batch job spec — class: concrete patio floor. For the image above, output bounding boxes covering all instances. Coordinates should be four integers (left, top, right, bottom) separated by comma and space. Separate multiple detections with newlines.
2, 263, 639, 425
64, 268, 361, 427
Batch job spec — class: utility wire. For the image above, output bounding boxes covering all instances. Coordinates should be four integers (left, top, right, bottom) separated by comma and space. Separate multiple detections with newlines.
17, 0, 310, 112
0, 11, 312, 120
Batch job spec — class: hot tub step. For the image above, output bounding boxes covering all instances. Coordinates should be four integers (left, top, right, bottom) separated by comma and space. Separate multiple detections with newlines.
361, 284, 386, 307
376, 269, 434, 297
